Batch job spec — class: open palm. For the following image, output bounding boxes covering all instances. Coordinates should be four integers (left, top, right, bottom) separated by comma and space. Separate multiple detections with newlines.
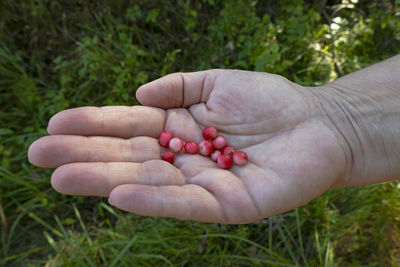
28, 70, 346, 224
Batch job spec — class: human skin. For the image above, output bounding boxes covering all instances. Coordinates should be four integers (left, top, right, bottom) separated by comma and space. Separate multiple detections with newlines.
28, 55, 400, 224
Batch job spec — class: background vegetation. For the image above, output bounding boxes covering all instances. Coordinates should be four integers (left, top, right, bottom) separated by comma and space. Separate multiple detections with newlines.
1, 0, 400, 265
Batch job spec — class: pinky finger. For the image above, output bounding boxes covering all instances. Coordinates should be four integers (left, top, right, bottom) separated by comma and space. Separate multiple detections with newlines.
108, 184, 228, 223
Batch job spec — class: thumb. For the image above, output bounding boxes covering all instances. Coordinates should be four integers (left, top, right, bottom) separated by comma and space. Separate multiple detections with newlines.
136, 70, 218, 109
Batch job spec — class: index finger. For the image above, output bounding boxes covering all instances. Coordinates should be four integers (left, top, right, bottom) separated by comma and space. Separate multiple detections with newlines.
47, 106, 166, 138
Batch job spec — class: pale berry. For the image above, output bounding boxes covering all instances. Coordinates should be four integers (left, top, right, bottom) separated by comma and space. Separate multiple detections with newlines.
212, 136, 227, 150
199, 140, 214, 156
202, 126, 218, 140
158, 131, 173, 148
169, 137, 184, 153
222, 146, 236, 156
217, 154, 233, 169
162, 151, 175, 164
184, 141, 199, 154
233, 151, 248, 166
210, 150, 221, 162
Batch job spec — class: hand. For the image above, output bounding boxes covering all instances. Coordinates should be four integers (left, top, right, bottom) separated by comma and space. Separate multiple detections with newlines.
28, 70, 346, 224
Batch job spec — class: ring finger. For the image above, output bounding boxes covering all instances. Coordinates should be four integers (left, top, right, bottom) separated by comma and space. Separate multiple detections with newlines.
51, 160, 185, 196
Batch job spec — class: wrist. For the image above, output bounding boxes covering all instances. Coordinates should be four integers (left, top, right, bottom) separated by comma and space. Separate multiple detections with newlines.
306, 79, 400, 187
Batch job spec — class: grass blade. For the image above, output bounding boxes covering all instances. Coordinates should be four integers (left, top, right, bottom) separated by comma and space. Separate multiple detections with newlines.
109, 235, 138, 267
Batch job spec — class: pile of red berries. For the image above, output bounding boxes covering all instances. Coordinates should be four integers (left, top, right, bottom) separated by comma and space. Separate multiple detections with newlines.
159, 126, 248, 170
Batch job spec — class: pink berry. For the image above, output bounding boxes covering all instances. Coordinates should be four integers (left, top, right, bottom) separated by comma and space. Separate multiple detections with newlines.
217, 154, 233, 169
162, 151, 175, 164
202, 126, 218, 140
184, 141, 199, 154
210, 150, 221, 162
212, 136, 227, 150
169, 137, 184, 153
158, 131, 173, 148
199, 140, 214, 156
222, 146, 236, 156
233, 151, 248, 166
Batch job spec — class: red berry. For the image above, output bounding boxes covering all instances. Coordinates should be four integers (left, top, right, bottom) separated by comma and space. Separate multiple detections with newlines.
184, 141, 199, 154
199, 140, 214, 156
233, 151, 248, 166
217, 154, 233, 169
210, 150, 221, 162
222, 146, 236, 156
202, 126, 218, 140
169, 137, 184, 153
212, 136, 227, 150
158, 131, 173, 148
162, 151, 175, 164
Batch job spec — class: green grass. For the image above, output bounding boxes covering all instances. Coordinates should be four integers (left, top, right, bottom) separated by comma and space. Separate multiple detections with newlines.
1, 0, 400, 265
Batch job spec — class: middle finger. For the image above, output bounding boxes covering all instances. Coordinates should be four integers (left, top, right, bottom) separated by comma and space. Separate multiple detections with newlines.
28, 135, 161, 168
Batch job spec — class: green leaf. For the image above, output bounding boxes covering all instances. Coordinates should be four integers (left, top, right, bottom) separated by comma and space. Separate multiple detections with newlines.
0, 128, 14, 135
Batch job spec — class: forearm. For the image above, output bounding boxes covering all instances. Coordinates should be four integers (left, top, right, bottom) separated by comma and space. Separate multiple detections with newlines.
309, 54, 400, 187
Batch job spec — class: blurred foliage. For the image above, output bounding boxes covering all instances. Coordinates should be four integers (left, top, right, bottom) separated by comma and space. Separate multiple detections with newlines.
0, 0, 399, 265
